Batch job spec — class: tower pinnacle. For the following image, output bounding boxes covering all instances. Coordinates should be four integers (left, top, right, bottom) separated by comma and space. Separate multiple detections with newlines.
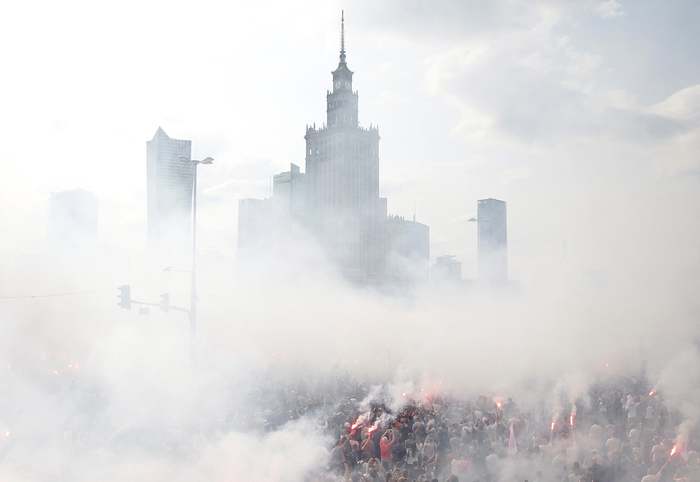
329, 9, 355, 119
340, 10, 346, 64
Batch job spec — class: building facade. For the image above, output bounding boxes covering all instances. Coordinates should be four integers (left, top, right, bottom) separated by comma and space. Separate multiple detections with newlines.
477, 198, 508, 284
146, 127, 193, 245
386, 216, 430, 283
272, 163, 305, 217
237, 13, 430, 285
303, 13, 386, 282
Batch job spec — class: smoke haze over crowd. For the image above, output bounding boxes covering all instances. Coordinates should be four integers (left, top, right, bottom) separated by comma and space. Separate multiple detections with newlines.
1, 1, 699, 481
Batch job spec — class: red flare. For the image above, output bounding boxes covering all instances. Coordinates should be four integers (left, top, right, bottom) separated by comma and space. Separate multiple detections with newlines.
549, 420, 557, 444
670, 445, 678, 457
351, 413, 369, 431
649, 389, 656, 397
569, 404, 577, 430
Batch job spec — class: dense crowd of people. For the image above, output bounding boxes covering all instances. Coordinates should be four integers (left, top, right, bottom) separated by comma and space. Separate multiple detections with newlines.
304, 377, 698, 482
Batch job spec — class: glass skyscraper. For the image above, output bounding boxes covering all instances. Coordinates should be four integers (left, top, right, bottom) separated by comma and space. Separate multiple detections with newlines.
146, 127, 193, 246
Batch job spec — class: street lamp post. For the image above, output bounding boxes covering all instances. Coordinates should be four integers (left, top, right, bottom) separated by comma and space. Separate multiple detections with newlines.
119, 154, 212, 365
186, 156, 213, 360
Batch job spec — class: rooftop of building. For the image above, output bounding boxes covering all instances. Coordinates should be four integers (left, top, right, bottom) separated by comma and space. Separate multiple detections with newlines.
478, 198, 506, 204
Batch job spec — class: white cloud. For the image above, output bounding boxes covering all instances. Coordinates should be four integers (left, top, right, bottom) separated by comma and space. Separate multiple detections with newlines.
594, 0, 625, 19
651, 84, 700, 123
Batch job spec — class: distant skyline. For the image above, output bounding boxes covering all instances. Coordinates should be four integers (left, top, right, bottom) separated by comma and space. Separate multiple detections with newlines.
1, 6, 699, 480
2, 0, 699, 285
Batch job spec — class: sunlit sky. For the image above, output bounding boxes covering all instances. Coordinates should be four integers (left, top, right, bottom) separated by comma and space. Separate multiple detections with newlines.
2, 0, 699, 282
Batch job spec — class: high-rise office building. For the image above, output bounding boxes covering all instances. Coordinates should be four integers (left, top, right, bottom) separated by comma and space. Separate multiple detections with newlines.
477, 198, 508, 283
386, 215, 430, 283
303, 11, 386, 282
272, 163, 305, 217
48, 189, 98, 251
236, 13, 429, 284
238, 164, 305, 254
146, 127, 193, 245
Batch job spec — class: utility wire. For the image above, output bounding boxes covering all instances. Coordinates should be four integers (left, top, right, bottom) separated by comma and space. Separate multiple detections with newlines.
0, 290, 95, 301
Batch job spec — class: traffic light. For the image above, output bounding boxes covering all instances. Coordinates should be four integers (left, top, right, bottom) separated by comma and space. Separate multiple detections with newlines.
160, 293, 170, 312
117, 285, 131, 309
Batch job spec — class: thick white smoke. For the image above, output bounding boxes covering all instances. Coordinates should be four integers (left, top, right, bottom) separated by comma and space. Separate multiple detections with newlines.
1, 220, 698, 481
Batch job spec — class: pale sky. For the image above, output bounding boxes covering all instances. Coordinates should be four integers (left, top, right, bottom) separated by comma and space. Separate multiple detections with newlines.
1, 0, 699, 283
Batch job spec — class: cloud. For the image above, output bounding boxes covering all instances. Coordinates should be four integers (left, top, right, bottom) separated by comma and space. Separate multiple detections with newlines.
414, 3, 698, 147
594, 0, 625, 19
651, 84, 700, 124
350, 1, 696, 155
353, 0, 545, 40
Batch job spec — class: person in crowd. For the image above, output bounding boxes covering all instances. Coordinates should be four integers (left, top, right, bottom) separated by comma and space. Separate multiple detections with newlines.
380, 429, 397, 471
292, 376, 697, 482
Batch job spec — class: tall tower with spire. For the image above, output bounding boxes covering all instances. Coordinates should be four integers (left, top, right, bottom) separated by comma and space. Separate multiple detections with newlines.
304, 11, 385, 282
327, 11, 358, 129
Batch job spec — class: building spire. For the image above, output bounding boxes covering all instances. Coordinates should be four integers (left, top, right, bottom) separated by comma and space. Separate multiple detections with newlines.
340, 10, 346, 64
